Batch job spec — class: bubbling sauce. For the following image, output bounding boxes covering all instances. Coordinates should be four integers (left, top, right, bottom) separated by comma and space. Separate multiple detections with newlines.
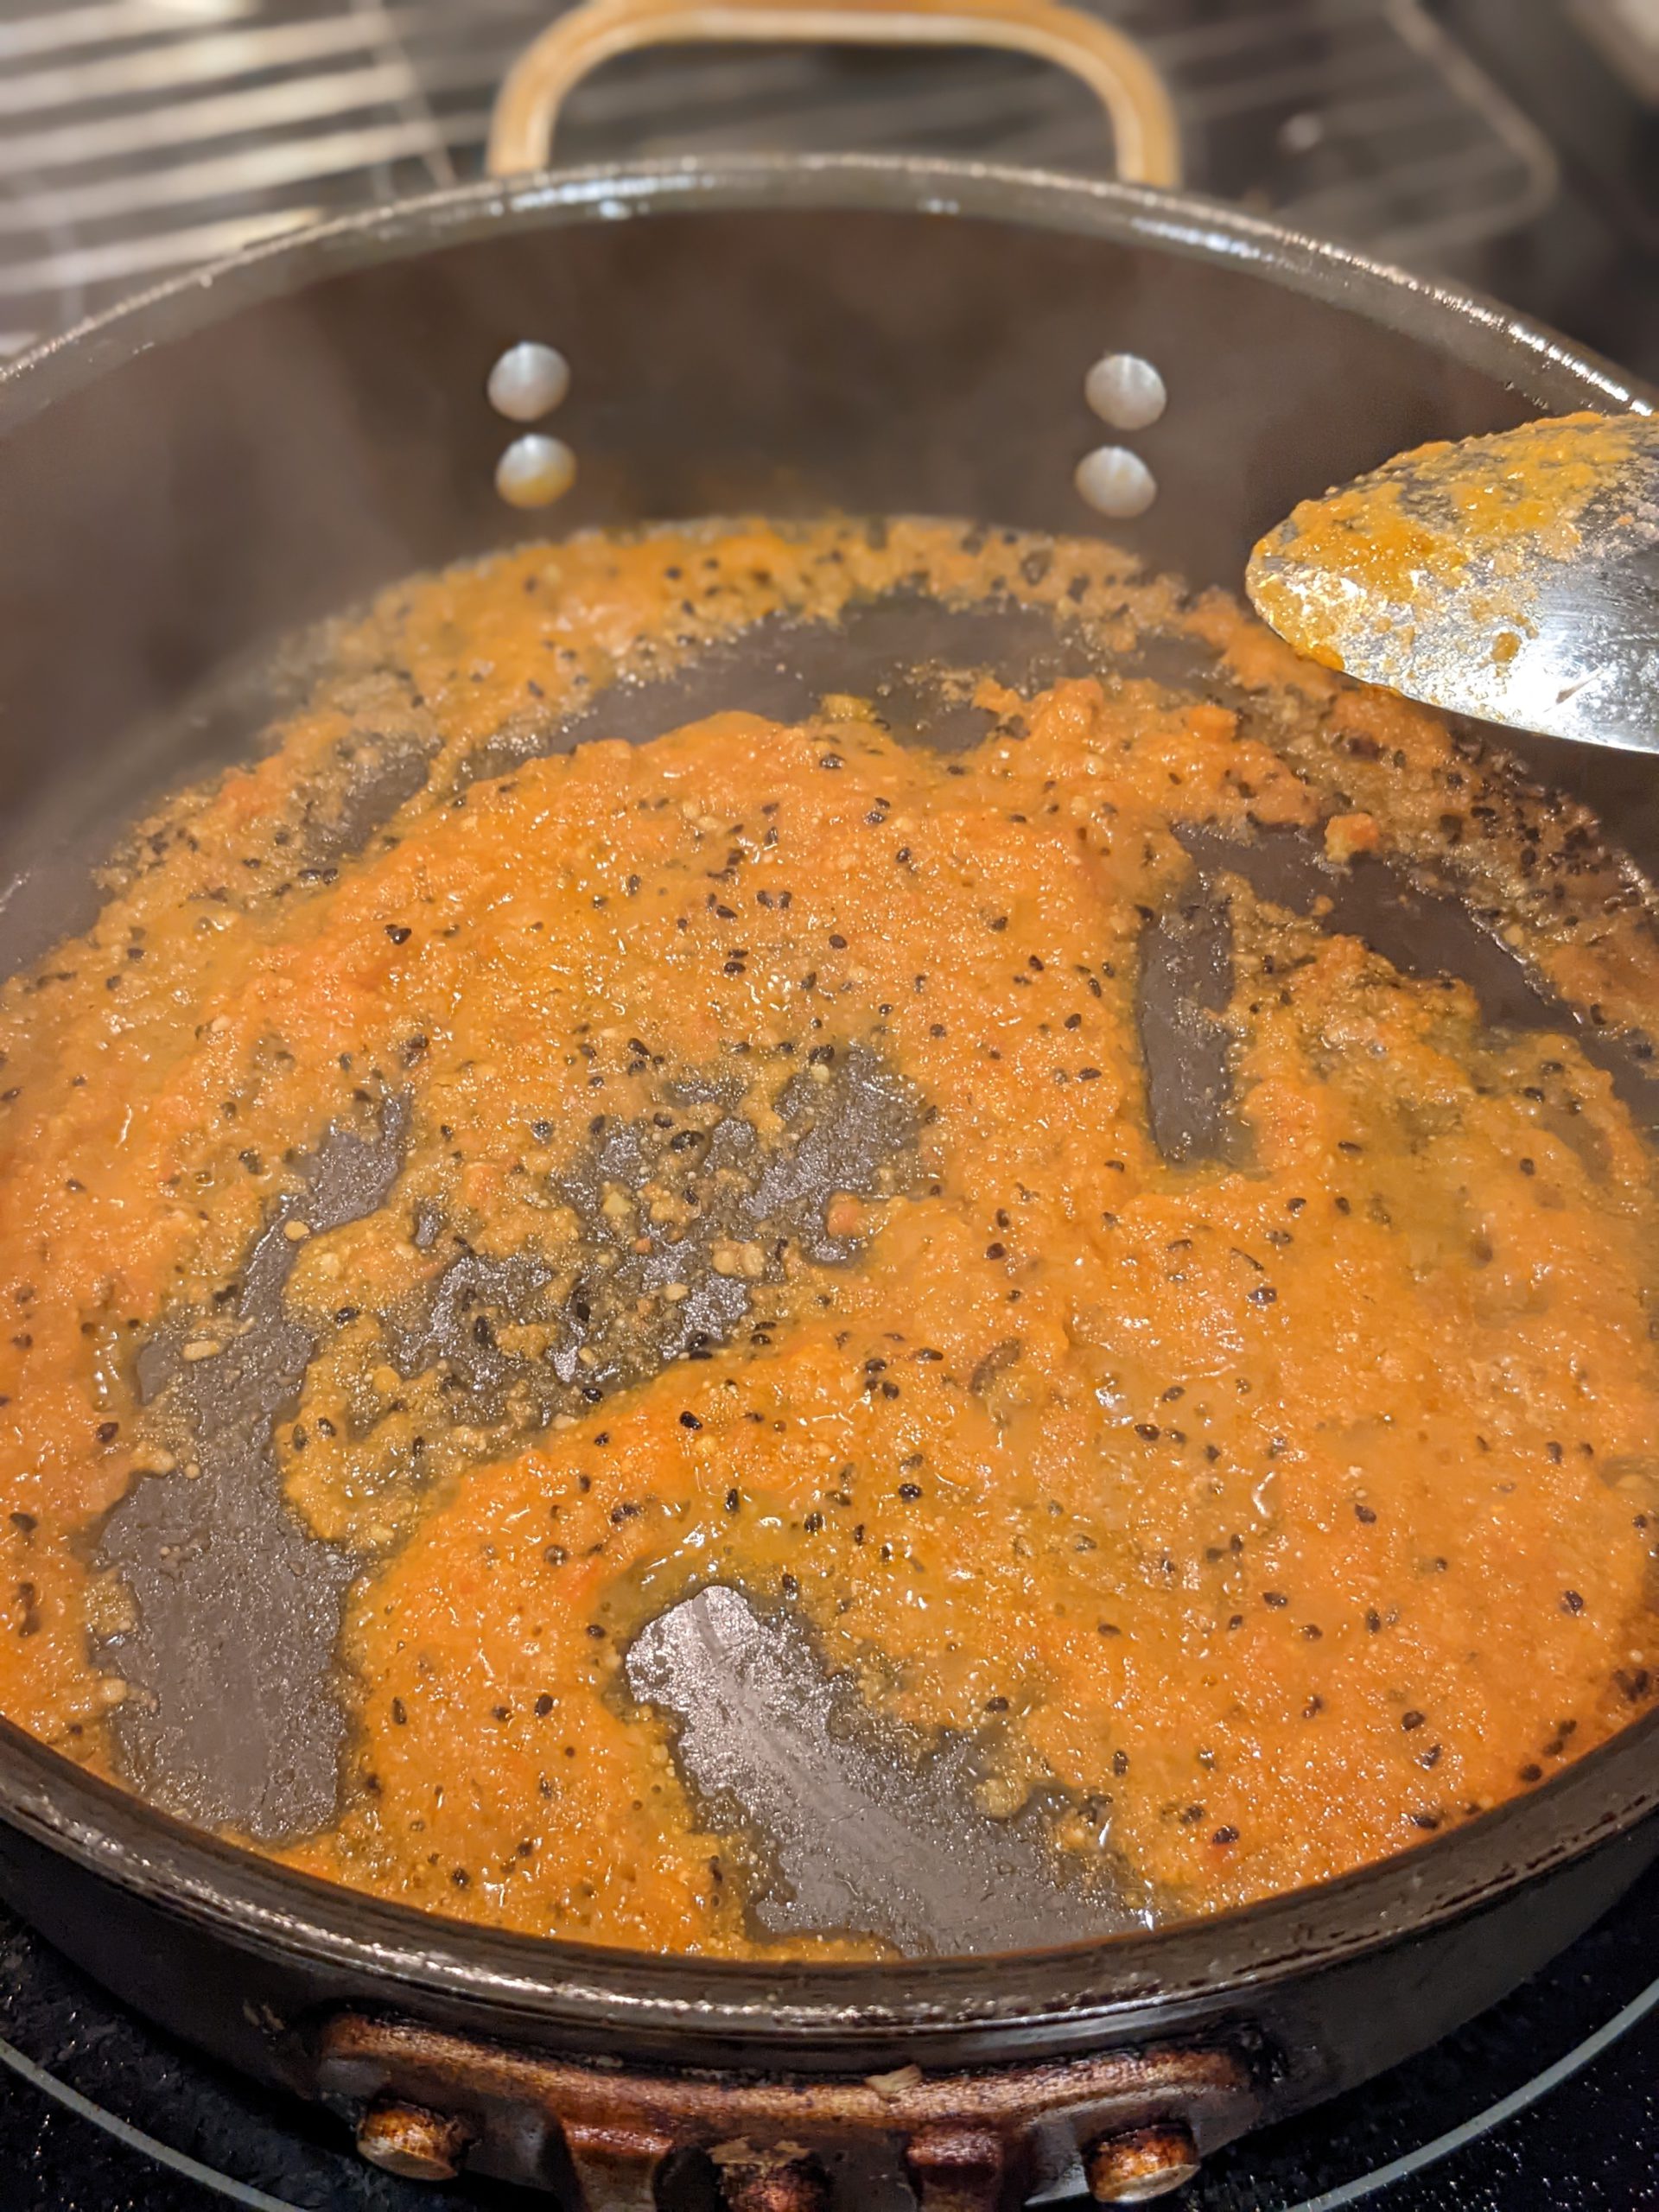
2, 517, 1657, 1956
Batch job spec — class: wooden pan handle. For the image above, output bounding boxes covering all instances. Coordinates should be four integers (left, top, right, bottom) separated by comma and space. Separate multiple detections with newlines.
486, 0, 1181, 186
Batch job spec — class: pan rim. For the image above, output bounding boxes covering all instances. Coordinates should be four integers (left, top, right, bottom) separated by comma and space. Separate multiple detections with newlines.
1, 150, 1656, 2050
3, 1694, 1659, 2051
1, 151, 1652, 426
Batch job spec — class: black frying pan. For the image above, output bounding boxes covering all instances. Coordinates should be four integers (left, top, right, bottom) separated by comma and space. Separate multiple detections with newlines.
0, 143, 1656, 2206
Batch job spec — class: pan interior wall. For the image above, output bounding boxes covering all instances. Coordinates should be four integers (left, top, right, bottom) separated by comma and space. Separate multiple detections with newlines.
0, 201, 1579, 976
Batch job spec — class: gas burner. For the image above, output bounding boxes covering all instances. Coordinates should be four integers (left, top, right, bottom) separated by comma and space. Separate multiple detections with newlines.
5, 1860, 1659, 2209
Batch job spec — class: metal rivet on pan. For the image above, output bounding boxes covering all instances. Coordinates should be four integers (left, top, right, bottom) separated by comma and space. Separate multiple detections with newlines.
486, 341, 570, 422
1084, 353, 1167, 430
1074, 445, 1158, 519
1084, 2120, 1201, 2202
495, 433, 576, 509
356, 2101, 473, 2182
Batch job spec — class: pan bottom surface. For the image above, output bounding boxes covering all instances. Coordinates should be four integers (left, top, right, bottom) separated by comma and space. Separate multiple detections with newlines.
6, 513, 1659, 1964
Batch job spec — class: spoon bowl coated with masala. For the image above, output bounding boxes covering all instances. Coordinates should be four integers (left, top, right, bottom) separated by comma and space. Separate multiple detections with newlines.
1247, 411, 1659, 752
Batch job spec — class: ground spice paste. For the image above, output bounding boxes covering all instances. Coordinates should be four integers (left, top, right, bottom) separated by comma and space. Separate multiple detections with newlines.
1245, 410, 1637, 680
3, 517, 1658, 1956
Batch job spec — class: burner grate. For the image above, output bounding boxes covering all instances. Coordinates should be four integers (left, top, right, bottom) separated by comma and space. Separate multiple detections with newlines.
0, 0, 1556, 355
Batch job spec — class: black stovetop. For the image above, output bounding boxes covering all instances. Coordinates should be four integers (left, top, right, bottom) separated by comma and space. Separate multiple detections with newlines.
7, 1849, 1659, 2212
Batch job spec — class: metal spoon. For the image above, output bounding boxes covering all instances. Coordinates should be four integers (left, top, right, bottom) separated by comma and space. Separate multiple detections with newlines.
1246, 410, 1659, 752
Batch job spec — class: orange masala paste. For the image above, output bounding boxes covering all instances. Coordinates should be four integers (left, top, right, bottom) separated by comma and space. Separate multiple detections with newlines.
2, 517, 1656, 1956
1245, 410, 1644, 678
